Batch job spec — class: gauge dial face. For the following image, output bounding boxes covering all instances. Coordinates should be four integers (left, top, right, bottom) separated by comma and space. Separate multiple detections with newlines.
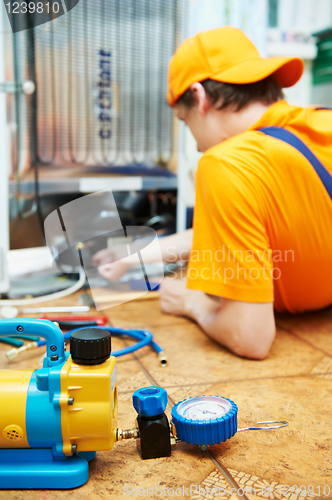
176, 396, 232, 421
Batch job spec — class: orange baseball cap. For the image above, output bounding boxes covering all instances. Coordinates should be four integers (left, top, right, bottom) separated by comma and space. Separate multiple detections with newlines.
167, 27, 304, 107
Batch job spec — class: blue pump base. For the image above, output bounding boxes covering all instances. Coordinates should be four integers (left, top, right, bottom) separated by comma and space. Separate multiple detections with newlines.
0, 448, 96, 489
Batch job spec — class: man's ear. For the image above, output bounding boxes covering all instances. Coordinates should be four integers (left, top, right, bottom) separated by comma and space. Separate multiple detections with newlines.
190, 82, 209, 115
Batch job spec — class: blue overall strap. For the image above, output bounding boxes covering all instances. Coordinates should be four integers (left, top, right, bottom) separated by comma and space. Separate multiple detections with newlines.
259, 126, 332, 200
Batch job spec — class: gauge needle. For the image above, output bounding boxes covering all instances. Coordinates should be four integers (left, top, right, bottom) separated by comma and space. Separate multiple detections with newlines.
203, 410, 216, 415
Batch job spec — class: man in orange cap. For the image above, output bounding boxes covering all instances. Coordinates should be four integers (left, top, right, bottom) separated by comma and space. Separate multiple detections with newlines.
157, 26, 332, 358
95, 27, 332, 359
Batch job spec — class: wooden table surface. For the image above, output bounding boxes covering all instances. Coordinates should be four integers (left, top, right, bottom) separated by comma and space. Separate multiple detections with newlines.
0, 292, 331, 499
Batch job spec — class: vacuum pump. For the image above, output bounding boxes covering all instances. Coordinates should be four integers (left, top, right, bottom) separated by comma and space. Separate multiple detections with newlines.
0, 318, 117, 489
0, 318, 287, 490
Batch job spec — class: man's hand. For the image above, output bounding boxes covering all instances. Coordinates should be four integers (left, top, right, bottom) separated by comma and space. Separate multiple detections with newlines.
92, 245, 132, 281
159, 277, 275, 360
92, 244, 127, 267
92, 229, 193, 282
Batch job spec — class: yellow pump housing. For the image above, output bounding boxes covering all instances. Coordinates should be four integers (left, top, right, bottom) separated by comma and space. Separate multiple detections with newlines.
0, 370, 32, 449
60, 356, 118, 455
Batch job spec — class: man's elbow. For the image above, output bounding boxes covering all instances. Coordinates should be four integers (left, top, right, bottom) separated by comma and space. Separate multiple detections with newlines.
230, 323, 276, 360
233, 342, 270, 360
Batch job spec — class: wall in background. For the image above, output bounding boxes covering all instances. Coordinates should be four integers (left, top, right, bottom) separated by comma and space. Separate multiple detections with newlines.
185, 0, 268, 206
268, 0, 332, 107
277, 0, 332, 33
188, 0, 267, 54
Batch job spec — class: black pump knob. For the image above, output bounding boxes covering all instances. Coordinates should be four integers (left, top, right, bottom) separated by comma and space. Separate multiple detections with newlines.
70, 328, 111, 365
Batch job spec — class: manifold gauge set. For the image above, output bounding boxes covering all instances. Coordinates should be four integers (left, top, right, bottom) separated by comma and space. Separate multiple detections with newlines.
0, 318, 287, 489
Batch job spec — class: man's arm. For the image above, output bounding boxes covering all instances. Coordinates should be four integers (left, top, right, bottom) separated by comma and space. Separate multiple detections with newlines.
159, 278, 275, 359
93, 228, 193, 266
92, 229, 193, 281
155, 228, 193, 263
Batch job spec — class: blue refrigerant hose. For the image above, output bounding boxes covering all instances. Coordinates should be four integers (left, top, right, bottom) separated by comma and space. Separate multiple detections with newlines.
36, 326, 166, 365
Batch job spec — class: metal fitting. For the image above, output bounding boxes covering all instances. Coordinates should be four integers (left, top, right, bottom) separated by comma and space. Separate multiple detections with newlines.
117, 427, 139, 441
6, 342, 38, 361
170, 436, 177, 447
198, 444, 209, 452
0, 80, 35, 94
170, 421, 177, 438
158, 352, 167, 367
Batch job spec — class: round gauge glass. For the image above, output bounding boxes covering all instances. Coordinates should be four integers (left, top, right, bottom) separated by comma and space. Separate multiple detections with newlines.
176, 396, 232, 421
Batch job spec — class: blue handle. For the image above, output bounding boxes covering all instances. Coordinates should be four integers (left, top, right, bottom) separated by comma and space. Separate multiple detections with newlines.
0, 318, 65, 365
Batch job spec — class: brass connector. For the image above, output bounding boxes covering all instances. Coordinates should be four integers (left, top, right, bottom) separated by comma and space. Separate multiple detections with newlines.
117, 427, 139, 441
158, 352, 167, 368
170, 421, 177, 438
170, 436, 177, 447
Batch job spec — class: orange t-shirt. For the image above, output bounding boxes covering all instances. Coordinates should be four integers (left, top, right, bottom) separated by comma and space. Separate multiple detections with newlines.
187, 100, 332, 313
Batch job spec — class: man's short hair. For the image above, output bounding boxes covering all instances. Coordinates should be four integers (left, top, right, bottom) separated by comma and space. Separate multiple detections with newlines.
176, 75, 284, 111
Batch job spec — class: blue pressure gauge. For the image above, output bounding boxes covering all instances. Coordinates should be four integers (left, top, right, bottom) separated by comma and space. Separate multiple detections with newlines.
171, 396, 238, 446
